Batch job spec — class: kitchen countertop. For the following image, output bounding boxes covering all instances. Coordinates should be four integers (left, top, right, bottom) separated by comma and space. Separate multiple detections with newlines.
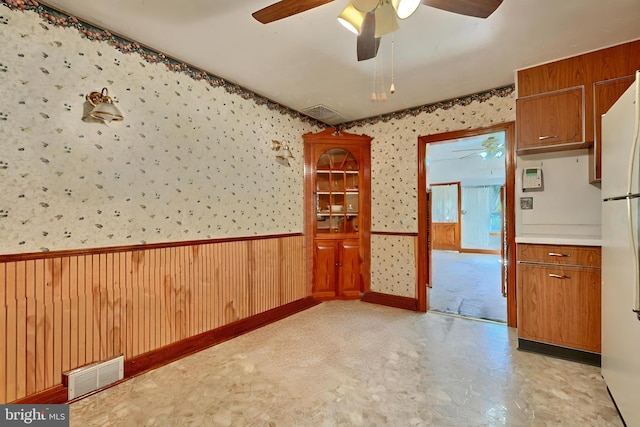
515, 235, 602, 246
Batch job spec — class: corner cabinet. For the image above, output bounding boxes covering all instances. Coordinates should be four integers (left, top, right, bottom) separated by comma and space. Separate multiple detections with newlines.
304, 128, 371, 300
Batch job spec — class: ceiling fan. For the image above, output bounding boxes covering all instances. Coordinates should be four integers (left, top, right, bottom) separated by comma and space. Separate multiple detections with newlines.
253, 0, 503, 61
454, 136, 504, 159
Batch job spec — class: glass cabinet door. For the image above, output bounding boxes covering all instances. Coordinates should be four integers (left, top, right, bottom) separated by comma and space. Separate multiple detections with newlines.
315, 148, 359, 234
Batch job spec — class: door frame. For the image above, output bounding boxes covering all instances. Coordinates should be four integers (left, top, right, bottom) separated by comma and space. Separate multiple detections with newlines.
417, 122, 517, 327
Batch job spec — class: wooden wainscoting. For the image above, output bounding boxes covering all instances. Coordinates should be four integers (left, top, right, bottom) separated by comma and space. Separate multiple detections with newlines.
0, 234, 307, 404
431, 222, 459, 251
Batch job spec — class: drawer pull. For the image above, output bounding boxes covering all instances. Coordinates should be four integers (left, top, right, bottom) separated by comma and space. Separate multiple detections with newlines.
548, 252, 570, 257
538, 135, 559, 140
549, 273, 570, 279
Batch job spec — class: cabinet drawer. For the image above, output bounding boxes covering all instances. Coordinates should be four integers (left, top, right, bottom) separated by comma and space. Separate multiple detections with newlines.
517, 244, 601, 267
517, 264, 601, 352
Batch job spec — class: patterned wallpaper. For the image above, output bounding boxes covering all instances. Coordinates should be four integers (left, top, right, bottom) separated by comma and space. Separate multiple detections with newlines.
350, 96, 515, 233
0, 7, 319, 254
350, 96, 516, 297
1, 3, 516, 300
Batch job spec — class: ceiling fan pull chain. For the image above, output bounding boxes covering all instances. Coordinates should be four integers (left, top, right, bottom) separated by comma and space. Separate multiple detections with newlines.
390, 34, 396, 94
372, 47, 387, 102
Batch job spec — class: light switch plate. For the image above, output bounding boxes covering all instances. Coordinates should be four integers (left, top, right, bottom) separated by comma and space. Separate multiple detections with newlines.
520, 197, 533, 210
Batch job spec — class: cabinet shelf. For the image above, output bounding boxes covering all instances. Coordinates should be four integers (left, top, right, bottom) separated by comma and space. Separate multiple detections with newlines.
316, 190, 359, 194
317, 170, 359, 174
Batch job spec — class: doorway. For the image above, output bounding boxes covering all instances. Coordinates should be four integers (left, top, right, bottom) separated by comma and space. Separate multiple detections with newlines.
417, 123, 517, 327
430, 180, 505, 322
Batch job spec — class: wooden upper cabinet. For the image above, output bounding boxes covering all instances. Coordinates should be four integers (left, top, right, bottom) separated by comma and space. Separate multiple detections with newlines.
516, 40, 640, 169
591, 75, 635, 183
516, 86, 584, 154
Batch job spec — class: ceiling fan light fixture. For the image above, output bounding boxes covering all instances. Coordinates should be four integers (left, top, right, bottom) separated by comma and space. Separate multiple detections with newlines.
352, 0, 379, 12
374, 1, 400, 37
391, 0, 421, 19
338, 3, 367, 35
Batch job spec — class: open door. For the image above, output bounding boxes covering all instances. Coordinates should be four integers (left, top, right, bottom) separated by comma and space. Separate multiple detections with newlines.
500, 186, 506, 297
417, 122, 517, 327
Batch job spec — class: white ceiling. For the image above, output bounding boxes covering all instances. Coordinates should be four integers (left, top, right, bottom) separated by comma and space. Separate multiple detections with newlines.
427, 132, 506, 186
39, 0, 640, 125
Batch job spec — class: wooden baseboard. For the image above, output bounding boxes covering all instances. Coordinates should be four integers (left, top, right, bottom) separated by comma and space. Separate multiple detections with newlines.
459, 248, 501, 255
126, 296, 319, 378
361, 291, 419, 311
12, 297, 320, 404
11, 385, 68, 405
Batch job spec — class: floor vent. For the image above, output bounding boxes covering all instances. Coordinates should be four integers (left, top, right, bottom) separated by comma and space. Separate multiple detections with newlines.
301, 104, 339, 121
64, 355, 124, 400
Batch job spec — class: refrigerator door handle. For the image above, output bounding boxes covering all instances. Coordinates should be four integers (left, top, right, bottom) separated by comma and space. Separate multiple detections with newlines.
632, 196, 640, 321
626, 70, 640, 319
604, 193, 640, 202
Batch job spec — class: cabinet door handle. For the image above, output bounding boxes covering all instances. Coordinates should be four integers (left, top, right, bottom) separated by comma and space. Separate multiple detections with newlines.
548, 252, 570, 257
549, 273, 570, 279
538, 135, 559, 140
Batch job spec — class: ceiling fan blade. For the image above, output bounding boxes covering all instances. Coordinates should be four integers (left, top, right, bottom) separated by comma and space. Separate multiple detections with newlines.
422, 0, 503, 18
481, 136, 500, 147
459, 152, 480, 159
253, 0, 334, 24
357, 12, 380, 61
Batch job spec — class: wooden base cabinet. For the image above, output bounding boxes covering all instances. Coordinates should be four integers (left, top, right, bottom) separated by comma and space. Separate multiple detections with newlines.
304, 128, 371, 299
314, 239, 361, 299
517, 264, 601, 352
517, 244, 601, 360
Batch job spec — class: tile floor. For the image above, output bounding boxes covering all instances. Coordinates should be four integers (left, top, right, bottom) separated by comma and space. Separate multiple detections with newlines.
70, 301, 622, 426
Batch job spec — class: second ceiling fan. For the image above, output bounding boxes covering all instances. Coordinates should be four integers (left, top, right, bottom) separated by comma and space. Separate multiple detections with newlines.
253, 0, 504, 61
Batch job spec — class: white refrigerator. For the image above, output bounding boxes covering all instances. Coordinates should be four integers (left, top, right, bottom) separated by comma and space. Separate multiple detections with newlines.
601, 70, 640, 426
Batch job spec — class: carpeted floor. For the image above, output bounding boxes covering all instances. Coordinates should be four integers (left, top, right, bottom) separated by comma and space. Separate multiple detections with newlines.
428, 250, 507, 323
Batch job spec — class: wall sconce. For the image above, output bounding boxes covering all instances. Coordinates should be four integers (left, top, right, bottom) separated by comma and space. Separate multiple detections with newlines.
85, 88, 124, 124
271, 140, 294, 166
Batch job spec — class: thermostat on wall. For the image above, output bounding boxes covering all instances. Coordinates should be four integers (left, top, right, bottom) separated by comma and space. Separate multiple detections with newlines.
522, 167, 543, 191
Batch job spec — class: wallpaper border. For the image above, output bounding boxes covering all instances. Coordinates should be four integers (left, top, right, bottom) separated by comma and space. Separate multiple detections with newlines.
2, 0, 515, 129
1, 0, 327, 127
338, 84, 515, 130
